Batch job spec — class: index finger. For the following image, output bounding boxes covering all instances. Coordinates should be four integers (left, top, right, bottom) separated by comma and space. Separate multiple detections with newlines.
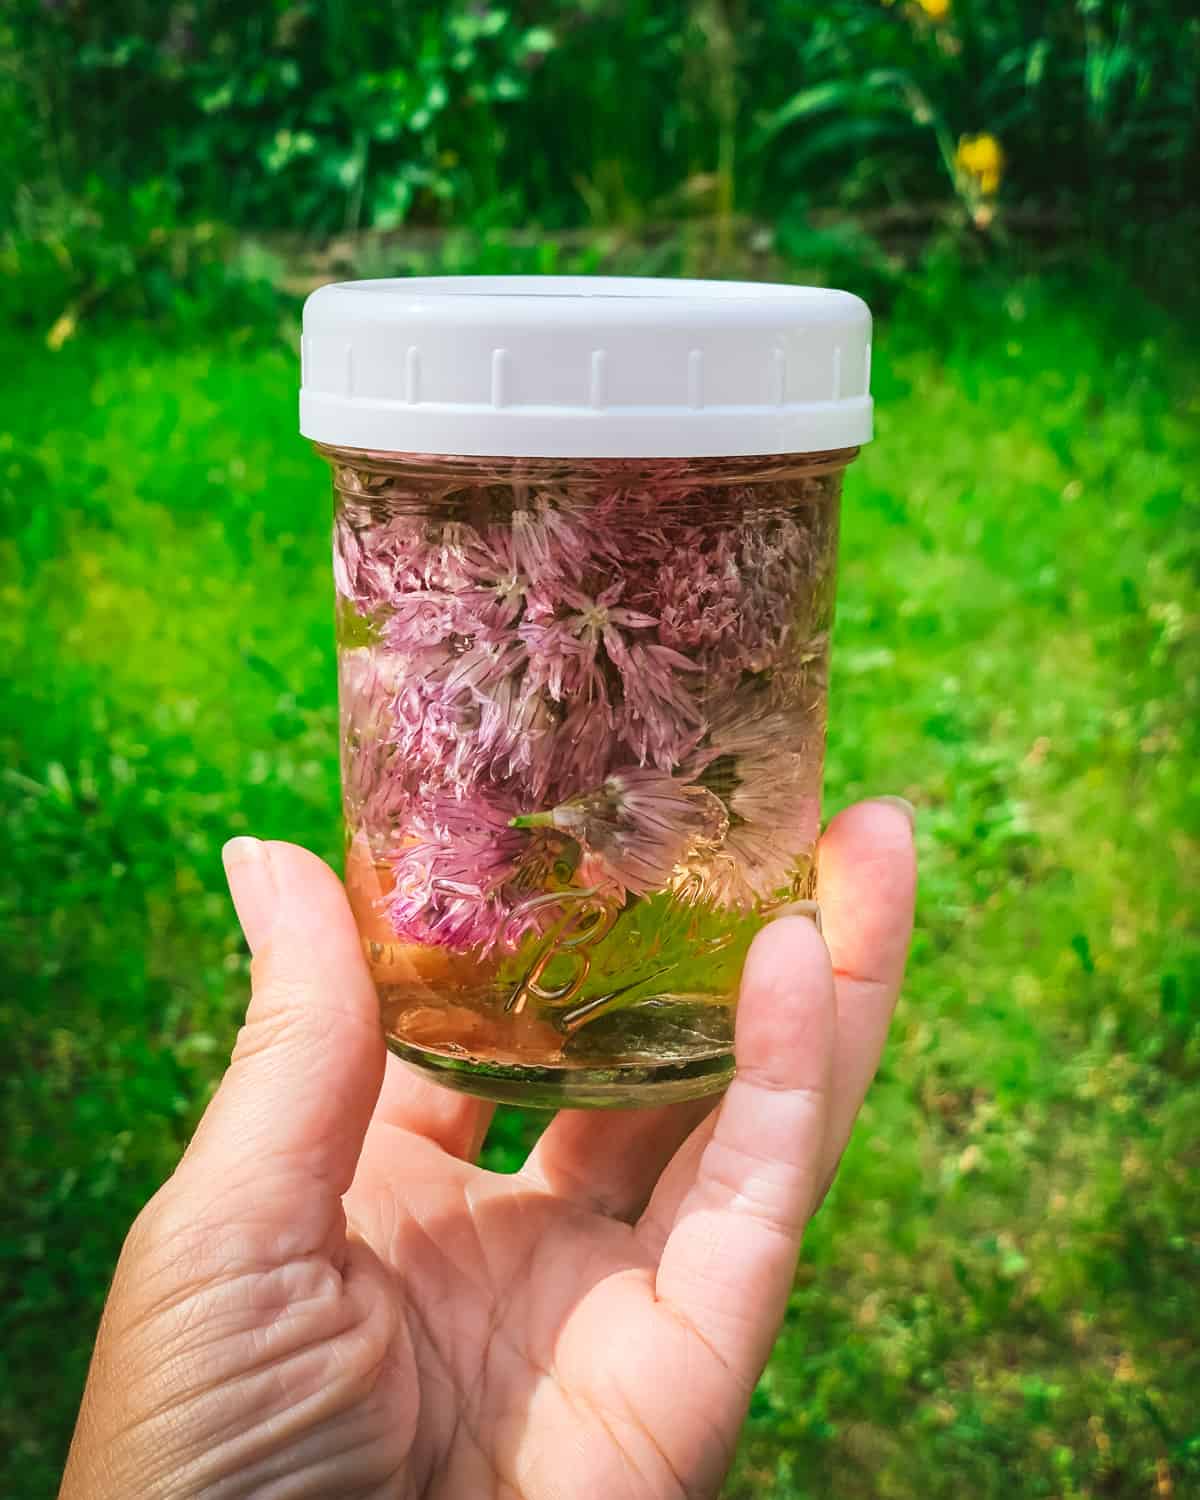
817, 798, 916, 1182
652, 915, 836, 1386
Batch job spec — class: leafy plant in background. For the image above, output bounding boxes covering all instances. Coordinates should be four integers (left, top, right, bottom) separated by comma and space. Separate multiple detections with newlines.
1, 1, 558, 234
2, 1, 1196, 247
0, 177, 283, 343
748, 0, 1198, 234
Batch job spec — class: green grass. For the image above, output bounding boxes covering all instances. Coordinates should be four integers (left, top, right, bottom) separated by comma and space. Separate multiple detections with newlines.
2, 259, 1198, 1498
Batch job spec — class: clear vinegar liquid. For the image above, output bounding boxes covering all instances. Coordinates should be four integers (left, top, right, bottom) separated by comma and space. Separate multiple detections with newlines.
330, 449, 847, 1107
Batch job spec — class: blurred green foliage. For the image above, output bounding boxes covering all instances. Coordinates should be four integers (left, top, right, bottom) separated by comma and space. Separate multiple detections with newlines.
6, 0, 1197, 230
2, 0, 1198, 333
2, 252, 1197, 1497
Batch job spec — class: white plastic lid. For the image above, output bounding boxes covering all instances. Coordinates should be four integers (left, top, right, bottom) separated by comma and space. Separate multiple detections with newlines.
299, 275, 872, 459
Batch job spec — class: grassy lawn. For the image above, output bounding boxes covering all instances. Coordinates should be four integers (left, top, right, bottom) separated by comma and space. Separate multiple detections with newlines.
2, 260, 1197, 1498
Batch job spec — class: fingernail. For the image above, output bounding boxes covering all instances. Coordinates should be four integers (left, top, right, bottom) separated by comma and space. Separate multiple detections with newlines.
872, 795, 916, 828
222, 837, 278, 954
768, 897, 823, 934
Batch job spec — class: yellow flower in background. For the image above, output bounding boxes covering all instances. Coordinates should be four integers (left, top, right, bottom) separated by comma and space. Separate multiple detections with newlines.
915, 0, 951, 19
955, 133, 1005, 196
46, 309, 77, 352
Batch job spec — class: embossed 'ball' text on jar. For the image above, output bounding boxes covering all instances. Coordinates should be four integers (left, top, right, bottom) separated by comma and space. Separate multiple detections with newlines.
300, 277, 873, 1108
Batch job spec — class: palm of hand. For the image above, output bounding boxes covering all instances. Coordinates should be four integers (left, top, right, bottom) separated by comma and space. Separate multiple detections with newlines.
345, 1128, 741, 1494
344, 1117, 770, 1499
61, 803, 913, 1500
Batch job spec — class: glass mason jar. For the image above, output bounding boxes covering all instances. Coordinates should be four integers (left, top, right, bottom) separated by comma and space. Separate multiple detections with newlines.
300, 277, 873, 1107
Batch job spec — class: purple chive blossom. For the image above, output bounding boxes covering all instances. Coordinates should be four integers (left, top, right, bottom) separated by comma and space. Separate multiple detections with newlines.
605, 631, 706, 769
333, 517, 364, 604
383, 790, 569, 954
457, 524, 542, 626
335, 458, 832, 949
386, 827, 527, 953
338, 645, 487, 827
546, 696, 616, 802
694, 825, 806, 913
413, 521, 480, 587
381, 589, 508, 650
731, 515, 814, 672
443, 635, 528, 698
375, 635, 538, 800
652, 528, 742, 655
640, 523, 744, 668
334, 511, 482, 614
587, 461, 705, 545
339, 646, 411, 829
512, 768, 728, 897
519, 582, 706, 769
333, 514, 432, 612
476, 676, 560, 805
508, 491, 595, 579
680, 691, 821, 909
393, 690, 479, 792
628, 511, 814, 685
521, 580, 657, 691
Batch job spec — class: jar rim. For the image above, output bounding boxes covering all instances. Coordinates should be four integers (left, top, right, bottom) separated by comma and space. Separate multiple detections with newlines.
316, 444, 860, 490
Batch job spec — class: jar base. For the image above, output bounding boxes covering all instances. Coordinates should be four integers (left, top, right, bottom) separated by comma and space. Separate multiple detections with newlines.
382, 992, 736, 1109
386, 1035, 734, 1109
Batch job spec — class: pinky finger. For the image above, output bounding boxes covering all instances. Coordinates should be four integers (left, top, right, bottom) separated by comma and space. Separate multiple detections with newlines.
652, 915, 836, 1384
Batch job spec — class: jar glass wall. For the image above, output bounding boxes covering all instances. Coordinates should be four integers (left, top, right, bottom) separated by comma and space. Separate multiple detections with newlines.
325, 446, 854, 1107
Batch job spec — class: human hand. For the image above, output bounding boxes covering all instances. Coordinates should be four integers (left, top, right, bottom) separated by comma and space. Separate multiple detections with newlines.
60, 800, 915, 1500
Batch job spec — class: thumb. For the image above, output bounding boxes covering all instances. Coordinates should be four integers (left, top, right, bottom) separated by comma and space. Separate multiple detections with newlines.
181, 838, 385, 1200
